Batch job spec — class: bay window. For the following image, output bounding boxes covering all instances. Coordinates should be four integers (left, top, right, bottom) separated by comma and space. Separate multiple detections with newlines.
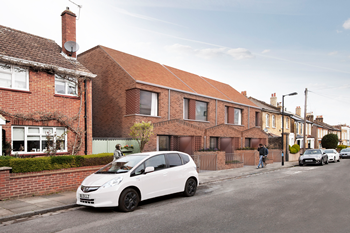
0, 63, 28, 90
140, 90, 158, 116
55, 74, 77, 96
12, 126, 67, 153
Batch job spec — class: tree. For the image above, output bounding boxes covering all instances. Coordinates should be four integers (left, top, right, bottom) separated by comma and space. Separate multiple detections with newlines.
321, 134, 339, 149
129, 121, 154, 152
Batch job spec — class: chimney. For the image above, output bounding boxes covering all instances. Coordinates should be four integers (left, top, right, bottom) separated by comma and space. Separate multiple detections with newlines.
241, 91, 247, 96
277, 102, 282, 111
316, 115, 323, 123
61, 7, 77, 57
306, 112, 314, 122
270, 93, 277, 107
295, 106, 301, 116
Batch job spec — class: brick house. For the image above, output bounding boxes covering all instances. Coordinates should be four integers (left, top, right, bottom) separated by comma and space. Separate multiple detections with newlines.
78, 46, 268, 154
0, 8, 96, 156
312, 115, 340, 148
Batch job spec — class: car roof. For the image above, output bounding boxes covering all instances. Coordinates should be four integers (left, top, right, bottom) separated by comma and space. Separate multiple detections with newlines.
129, 151, 188, 157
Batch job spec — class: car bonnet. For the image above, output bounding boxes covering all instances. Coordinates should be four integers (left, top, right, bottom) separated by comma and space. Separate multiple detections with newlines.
82, 173, 128, 186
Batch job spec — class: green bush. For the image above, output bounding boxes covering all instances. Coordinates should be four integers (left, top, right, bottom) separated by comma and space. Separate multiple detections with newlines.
292, 144, 300, 152
10, 157, 52, 173
321, 134, 339, 149
289, 146, 298, 154
0, 156, 15, 167
337, 145, 347, 150
51, 155, 74, 165
83, 153, 113, 166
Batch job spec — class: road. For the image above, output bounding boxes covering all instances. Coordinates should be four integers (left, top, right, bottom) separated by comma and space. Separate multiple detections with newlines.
1, 160, 350, 233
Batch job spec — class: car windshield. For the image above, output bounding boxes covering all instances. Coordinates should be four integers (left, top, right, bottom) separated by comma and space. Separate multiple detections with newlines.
341, 149, 350, 152
304, 149, 321, 155
96, 155, 148, 174
324, 149, 335, 153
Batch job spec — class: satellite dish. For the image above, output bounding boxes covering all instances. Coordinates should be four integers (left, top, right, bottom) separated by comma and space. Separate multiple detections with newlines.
64, 41, 80, 55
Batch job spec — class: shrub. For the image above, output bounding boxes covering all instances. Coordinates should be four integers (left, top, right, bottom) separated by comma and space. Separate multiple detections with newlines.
83, 153, 113, 166
337, 145, 347, 151
289, 146, 298, 154
0, 156, 15, 167
321, 134, 339, 149
51, 155, 74, 165
10, 157, 52, 173
292, 144, 300, 152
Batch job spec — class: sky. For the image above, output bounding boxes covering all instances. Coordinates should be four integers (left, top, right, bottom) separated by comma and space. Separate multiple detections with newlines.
1, 0, 350, 125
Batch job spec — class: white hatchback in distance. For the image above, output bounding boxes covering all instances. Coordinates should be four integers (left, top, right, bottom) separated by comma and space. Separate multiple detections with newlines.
76, 151, 199, 212
324, 149, 340, 163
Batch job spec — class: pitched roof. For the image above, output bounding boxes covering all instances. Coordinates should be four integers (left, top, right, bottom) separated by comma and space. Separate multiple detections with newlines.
92, 45, 257, 108
0, 25, 94, 77
248, 97, 281, 113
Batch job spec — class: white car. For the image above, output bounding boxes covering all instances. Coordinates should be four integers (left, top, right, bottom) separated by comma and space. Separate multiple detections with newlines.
324, 149, 340, 163
76, 151, 199, 212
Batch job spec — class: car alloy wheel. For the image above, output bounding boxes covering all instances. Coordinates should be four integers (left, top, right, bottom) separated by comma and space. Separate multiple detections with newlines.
119, 188, 139, 212
184, 178, 197, 197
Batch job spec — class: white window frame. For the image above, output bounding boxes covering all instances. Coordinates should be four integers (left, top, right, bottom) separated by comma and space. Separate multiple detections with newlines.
234, 108, 242, 125
140, 90, 158, 116
286, 117, 289, 129
272, 115, 276, 128
183, 98, 189, 119
55, 74, 78, 96
0, 63, 29, 91
266, 114, 269, 127
11, 126, 67, 154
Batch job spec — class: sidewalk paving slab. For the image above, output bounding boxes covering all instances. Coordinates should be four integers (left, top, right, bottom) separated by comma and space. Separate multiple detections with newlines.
0, 161, 297, 223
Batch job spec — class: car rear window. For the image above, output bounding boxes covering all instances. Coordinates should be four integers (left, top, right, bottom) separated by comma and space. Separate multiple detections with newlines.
179, 153, 190, 164
341, 149, 350, 152
165, 153, 182, 167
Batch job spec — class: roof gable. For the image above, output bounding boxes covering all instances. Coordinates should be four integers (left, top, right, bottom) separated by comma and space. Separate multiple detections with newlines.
99, 46, 258, 108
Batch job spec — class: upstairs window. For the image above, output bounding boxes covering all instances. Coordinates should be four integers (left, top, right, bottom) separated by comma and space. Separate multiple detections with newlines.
184, 99, 207, 121
272, 115, 276, 128
0, 63, 28, 90
286, 117, 289, 129
55, 75, 77, 96
234, 109, 242, 125
266, 114, 270, 127
225, 106, 242, 125
140, 90, 158, 116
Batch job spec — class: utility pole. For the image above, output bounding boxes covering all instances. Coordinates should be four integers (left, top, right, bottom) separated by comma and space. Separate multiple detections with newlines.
303, 88, 308, 152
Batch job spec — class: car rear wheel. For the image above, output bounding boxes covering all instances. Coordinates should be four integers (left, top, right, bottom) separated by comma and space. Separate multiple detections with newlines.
337, 157, 340, 162
183, 178, 197, 197
320, 159, 323, 166
325, 158, 328, 164
118, 188, 139, 212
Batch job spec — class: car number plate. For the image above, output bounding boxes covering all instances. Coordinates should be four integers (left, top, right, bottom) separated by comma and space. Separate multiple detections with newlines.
80, 194, 90, 199
305, 160, 313, 162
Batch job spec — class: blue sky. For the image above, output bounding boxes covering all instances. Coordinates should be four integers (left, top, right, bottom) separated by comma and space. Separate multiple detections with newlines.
1, 0, 350, 125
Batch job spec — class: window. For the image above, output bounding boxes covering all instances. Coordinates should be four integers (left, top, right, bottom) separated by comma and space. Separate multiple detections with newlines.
184, 99, 208, 121
266, 114, 269, 127
0, 63, 28, 90
196, 101, 207, 121
145, 155, 167, 171
296, 123, 299, 134
179, 153, 190, 164
234, 109, 242, 125
12, 126, 67, 153
158, 136, 170, 151
286, 118, 289, 129
210, 137, 219, 149
55, 75, 77, 96
281, 116, 283, 128
132, 163, 145, 176
140, 90, 158, 116
165, 153, 182, 167
300, 123, 303, 134
272, 115, 276, 128
255, 112, 259, 126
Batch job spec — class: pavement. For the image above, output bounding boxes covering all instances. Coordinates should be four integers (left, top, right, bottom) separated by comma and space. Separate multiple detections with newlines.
0, 161, 298, 223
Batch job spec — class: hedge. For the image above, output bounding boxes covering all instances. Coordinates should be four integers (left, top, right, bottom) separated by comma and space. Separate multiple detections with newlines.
289, 144, 300, 154
0, 153, 113, 173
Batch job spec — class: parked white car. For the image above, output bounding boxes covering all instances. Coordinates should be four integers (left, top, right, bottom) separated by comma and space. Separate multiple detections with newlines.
324, 149, 340, 163
76, 151, 199, 212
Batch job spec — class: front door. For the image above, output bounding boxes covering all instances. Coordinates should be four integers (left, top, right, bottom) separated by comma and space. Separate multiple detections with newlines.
179, 137, 193, 155
220, 137, 232, 154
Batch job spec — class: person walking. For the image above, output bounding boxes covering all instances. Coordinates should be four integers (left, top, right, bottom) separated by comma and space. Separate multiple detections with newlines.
257, 144, 266, 169
113, 144, 123, 161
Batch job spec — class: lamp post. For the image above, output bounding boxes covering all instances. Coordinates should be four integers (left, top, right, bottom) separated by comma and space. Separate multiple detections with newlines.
282, 92, 297, 166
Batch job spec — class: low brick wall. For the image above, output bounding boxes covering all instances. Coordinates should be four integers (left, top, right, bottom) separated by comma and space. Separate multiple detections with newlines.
288, 151, 300, 161
193, 151, 244, 170
0, 165, 102, 200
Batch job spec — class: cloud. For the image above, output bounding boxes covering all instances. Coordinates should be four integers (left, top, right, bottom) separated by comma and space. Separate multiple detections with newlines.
165, 44, 255, 60
112, 7, 183, 27
336, 30, 342, 33
328, 51, 338, 56
343, 18, 350, 29
262, 49, 271, 54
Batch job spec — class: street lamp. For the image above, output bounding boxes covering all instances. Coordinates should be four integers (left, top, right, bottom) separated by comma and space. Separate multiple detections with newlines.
282, 92, 297, 166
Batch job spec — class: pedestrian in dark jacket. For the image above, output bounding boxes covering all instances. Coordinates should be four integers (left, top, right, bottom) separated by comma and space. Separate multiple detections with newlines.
257, 144, 266, 168
113, 144, 123, 161
263, 145, 269, 167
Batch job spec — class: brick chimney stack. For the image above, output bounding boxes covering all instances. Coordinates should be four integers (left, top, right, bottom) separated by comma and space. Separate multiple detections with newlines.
296, 106, 301, 116
306, 112, 314, 122
241, 91, 247, 96
61, 7, 77, 58
316, 115, 323, 122
270, 93, 277, 107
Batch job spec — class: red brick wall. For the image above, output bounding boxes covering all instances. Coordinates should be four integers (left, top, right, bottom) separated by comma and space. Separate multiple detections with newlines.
61, 10, 77, 57
0, 69, 93, 155
126, 88, 140, 115
0, 166, 101, 200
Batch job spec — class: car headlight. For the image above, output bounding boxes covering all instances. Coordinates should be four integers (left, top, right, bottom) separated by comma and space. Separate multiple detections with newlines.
316, 155, 322, 159
101, 177, 123, 188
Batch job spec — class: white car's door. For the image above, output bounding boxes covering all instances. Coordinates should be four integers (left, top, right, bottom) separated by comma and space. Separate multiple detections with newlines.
165, 153, 188, 194
130, 154, 169, 200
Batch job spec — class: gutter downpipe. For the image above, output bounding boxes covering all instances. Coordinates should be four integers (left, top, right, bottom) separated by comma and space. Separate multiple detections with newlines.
84, 80, 87, 155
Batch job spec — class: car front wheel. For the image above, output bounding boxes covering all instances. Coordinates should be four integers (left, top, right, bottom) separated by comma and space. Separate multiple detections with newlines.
118, 188, 139, 212
325, 158, 328, 164
320, 159, 323, 166
183, 178, 197, 197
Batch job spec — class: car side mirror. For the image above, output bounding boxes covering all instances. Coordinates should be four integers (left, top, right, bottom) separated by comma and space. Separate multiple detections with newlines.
145, 166, 155, 174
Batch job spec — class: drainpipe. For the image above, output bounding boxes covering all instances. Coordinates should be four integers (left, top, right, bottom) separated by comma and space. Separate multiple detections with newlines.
84, 80, 87, 155
248, 107, 250, 129
168, 89, 170, 120
215, 100, 217, 125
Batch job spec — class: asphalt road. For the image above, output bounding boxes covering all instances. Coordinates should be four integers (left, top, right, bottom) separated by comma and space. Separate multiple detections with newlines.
1, 160, 350, 233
